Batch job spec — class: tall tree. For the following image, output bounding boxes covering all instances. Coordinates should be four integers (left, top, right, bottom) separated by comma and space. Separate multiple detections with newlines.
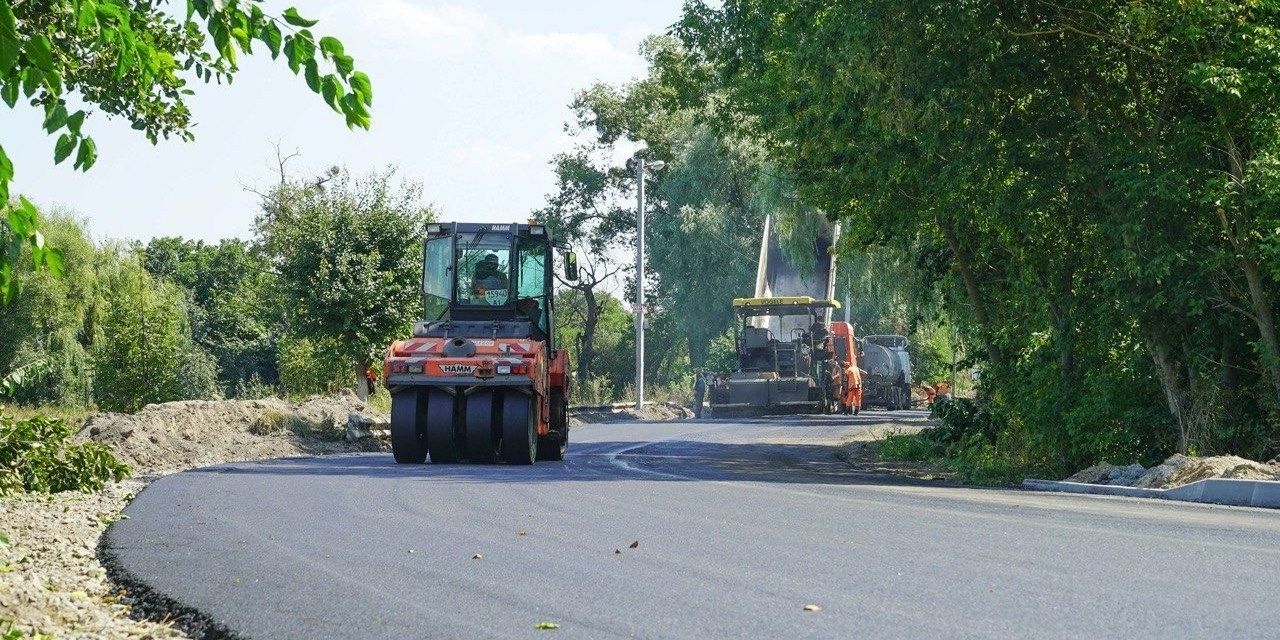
142, 237, 279, 395
254, 167, 433, 400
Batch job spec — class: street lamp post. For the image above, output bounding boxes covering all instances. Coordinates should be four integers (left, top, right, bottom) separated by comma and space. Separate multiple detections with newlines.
633, 156, 664, 410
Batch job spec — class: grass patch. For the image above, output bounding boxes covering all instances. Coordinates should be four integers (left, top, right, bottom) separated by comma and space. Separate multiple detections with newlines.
366, 387, 392, 414
878, 431, 942, 462
0, 402, 92, 427
875, 425, 1032, 487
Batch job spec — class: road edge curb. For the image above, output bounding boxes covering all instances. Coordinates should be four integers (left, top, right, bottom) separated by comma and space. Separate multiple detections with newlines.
1022, 477, 1280, 509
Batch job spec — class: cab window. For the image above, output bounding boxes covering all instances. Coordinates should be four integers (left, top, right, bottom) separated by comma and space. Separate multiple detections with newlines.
422, 236, 452, 320
515, 238, 549, 337
456, 232, 511, 306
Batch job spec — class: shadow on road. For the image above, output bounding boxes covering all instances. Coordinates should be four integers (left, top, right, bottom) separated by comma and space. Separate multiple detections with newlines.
184, 435, 958, 490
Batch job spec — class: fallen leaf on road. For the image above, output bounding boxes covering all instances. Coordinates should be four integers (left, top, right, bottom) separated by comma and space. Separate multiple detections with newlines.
472, 554, 483, 560
803, 604, 821, 612
629, 540, 639, 549
614, 549, 621, 555
535, 621, 560, 630
517, 531, 528, 536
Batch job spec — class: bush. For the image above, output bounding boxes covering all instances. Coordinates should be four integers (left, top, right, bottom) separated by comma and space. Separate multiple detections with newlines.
277, 336, 351, 397
92, 259, 221, 412
875, 397, 1043, 486
0, 414, 130, 496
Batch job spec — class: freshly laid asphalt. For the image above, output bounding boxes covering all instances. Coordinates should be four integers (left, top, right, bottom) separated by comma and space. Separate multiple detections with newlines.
105, 411, 1280, 639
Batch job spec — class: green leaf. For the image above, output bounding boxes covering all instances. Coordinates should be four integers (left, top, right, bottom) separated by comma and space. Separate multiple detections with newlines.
333, 53, 353, 77
342, 93, 370, 130
94, 1, 123, 23
534, 622, 560, 630
54, 133, 76, 164
66, 110, 85, 134
0, 0, 18, 72
0, 531, 9, 546
284, 36, 302, 74
304, 59, 320, 93
43, 69, 62, 95
320, 74, 341, 111
231, 26, 251, 52
0, 78, 16, 107
282, 8, 319, 27
77, 0, 99, 31
43, 247, 64, 276
73, 137, 97, 171
42, 104, 67, 133
25, 35, 55, 72
350, 71, 372, 107
261, 22, 282, 59
319, 36, 344, 59
0, 142, 12, 185
20, 67, 42, 97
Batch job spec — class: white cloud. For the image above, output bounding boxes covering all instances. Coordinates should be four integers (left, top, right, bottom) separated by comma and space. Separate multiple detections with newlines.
507, 31, 642, 78
354, 1, 643, 79
359, 0, 493, 53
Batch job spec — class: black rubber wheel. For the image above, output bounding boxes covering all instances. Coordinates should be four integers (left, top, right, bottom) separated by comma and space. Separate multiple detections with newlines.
502, 393, 536, 465
537, 392, 567, 461
426, 390, 459, 464
537, 430, 566, 461
390, 390, 427, 464
465, 391, 498, 463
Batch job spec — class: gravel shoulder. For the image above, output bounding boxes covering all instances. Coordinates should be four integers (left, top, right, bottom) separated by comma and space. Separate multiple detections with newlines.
2, 392, 390, 639
1, 479, 187, 639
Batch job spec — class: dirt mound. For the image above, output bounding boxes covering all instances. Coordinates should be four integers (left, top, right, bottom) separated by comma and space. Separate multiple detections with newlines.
1066, 463, 1146, 486
569, 402, 691, 426
1132, 454, 1280, 489
1065, 454, 1280, 489
79, 391, 388, 475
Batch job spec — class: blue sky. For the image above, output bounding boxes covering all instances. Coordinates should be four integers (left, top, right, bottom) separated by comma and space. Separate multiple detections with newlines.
6, 1, 683, 242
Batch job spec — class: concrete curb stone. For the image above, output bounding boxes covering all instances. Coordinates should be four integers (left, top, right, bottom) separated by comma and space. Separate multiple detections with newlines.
1022, 477, 1280, 509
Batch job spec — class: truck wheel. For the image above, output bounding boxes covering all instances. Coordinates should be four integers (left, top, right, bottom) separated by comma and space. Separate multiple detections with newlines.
465, 391, 498, 463
537, 392, 567, 461
390, 390, 427, 464
426, 390, 459, 464
502, 393, 536, 465
537, 433, 566, 461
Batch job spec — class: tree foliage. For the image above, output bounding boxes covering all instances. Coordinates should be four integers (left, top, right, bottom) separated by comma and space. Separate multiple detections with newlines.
676, 0, 1280, 469
254, 168, 434, 389
142, 236, 278, 395
92, 254, 219, 412
0, 0, 371, 303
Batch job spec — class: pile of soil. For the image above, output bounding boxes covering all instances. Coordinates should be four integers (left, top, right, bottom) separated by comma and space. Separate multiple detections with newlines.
1066, 454, 1280, 489
79, 391, 388, 475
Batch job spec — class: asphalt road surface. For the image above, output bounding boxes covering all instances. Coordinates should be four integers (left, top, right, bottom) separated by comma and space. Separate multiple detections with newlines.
106, 411, 1280, 639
